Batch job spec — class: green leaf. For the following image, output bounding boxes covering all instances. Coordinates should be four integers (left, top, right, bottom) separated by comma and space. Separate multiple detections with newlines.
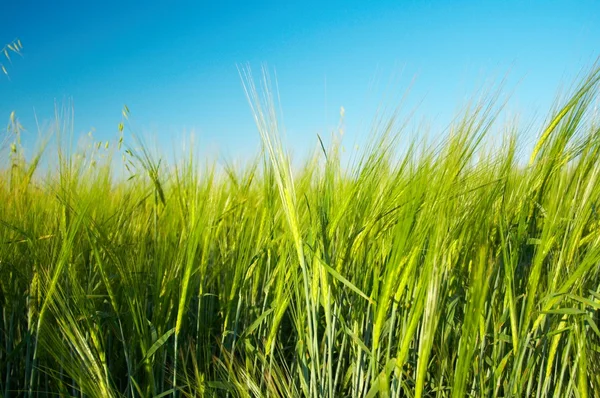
542, 308, 587, 315
243, 307, 274, 336
153, 389, 176, 398
585, 315, 600, 338
139, 328, 175, 366
316, 256, 375, 305
567, 294, 600, 309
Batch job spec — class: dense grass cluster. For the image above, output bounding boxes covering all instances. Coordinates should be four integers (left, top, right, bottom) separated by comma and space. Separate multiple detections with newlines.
2, 67, 600, 397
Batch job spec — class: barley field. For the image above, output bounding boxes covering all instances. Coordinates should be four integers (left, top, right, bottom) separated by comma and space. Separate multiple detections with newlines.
1, 66, 600, 397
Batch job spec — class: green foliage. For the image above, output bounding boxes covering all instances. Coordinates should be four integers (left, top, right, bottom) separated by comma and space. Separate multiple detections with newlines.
1, 66, 600, 397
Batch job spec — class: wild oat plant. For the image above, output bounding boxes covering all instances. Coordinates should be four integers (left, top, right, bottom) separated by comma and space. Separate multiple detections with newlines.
1, 66, 600, 397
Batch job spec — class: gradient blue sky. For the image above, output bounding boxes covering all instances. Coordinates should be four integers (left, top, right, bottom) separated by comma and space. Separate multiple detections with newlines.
1, 1, 599, 160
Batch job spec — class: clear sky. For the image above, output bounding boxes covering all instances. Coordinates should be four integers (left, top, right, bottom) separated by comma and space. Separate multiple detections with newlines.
1, 1, 599, 162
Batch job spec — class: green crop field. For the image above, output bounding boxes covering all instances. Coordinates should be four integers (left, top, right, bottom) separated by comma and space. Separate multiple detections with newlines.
1, 66, 600, 397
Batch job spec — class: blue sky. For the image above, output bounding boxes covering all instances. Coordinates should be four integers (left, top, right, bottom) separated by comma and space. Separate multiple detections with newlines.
1, 1, 599, 162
